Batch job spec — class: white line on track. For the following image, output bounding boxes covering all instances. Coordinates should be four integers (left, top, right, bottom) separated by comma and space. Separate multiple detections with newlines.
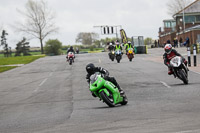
191, 70, 200, 75
34, 78, 48, 92
39, 78, 48, 87
99, 59, 101, 63
173, 129, 200, 133
160, 81, 171, 88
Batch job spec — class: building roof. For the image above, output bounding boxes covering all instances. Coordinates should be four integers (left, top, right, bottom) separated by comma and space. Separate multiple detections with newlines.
163, 19, 175, 22
175, 0, 200, 15
185, 24, 200, 31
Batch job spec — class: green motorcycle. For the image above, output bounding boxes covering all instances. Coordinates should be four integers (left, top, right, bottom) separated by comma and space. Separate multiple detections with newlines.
89, 72, 128, 107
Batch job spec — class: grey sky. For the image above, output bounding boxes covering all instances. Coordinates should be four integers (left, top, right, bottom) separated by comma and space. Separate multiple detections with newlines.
0, 0, 172, 49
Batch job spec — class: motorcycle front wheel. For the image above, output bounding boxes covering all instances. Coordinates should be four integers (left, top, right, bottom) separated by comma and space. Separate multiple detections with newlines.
179, 69, 188, 84
100, 91, 115, 107
69, 59, 72, 65
121, 95, 128, 105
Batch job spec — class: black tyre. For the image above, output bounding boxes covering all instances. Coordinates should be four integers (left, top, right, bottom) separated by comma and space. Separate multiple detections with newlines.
69, 59, 72, 65
129, 58, 132, 62
100, 91, 115, 107
179, 69, 188, 84
116, 56, 121, 63
121, 95, 128, 105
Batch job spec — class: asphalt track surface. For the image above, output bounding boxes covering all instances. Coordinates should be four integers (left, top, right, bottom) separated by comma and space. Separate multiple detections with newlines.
1, 48, 200, 133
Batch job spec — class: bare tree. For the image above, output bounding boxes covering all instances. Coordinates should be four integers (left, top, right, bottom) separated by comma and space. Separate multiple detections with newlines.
16, 0, 58, 54
0, 24, 3, 32
167, 0, 195, 16
76, 32, 99, 45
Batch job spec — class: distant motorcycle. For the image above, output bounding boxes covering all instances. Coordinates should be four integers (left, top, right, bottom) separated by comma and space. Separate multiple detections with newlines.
170, 56, 189, 84
115, 50, 122, 63
89, 72, 128, 107
109, 50, 115, 61
127, 48, 134, 62
76, 48, 79, 54
67, 52, 75, 65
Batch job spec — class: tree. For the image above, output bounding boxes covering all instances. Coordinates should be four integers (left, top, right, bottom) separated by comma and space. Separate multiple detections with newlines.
144, 37, 153, 45
0, 25, 3, 32
15, 37, 31, 56
76, 32, 99, 45
16, 0, 58, 54
44, 39, 62, 55
0, 30, 10, 57
167, 0, 195, 16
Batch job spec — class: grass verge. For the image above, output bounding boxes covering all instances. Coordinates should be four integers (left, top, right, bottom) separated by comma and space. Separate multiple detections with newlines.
0, 66, 18, 73
0, 55, 45, 73
0, 55, 45, 65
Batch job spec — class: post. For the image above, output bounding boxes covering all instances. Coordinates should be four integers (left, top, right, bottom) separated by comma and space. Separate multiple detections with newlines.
193, 45, 197, 66
187, 47, 191, 67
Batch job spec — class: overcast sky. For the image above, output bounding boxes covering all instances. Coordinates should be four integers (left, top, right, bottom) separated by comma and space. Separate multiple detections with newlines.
0, 0, 173, 49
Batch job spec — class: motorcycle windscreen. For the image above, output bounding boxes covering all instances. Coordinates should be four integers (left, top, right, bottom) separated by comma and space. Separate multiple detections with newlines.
170, 56, 182, 67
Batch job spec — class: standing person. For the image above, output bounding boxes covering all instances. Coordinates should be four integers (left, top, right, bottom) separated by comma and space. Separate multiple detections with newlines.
179, 37, 183, 47
173, 38, 176, 48
186, 37, 190, 47
154, 40, 158, 47
176, 38, 178, 48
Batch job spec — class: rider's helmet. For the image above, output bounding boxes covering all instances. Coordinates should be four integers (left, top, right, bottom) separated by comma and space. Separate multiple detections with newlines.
86, 63, 95, 74
164, 44, 172, 54
166, 40, 171, 44
128, 41, 131, 44
70, 46, 73, 50
116, 41, 120, 46
109, 42, 112, 46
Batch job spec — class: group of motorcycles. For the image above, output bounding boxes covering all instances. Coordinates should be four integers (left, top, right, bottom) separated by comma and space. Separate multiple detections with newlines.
109, 48, 134, 63
66, 46, 189, 108
93, 55, 189, 107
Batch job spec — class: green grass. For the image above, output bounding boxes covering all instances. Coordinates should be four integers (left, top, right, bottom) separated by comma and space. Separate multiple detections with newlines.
0, 51, 42, 57
0, 55, 45, 65
0, 66, 17, 73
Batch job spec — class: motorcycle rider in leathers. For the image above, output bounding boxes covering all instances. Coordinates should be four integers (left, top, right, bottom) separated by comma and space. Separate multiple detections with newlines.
163, 40, 187, 75
66, 46, 75, 61
86, 63, 124, 97
125, 41, 134, 55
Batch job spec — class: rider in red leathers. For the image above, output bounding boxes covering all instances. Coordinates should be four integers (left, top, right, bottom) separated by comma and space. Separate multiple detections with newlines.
163, 40, 187, 75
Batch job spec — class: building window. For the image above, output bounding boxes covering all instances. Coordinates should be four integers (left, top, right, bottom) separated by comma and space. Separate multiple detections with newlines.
164, 22, 171, 28
185, 16, 195, 23
196, 15, 200, 22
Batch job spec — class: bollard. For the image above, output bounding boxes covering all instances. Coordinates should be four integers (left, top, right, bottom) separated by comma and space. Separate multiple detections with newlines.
187, 47, 191, 67
193, 45, 197, 66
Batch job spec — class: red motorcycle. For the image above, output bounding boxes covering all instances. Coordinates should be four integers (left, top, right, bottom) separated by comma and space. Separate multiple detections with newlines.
67, 52, 75, 65
127, 48, 134, 62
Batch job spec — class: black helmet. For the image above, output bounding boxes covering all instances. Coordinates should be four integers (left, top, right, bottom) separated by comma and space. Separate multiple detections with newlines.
70, 46, 73, 49
86, 63, 95, 74
166, 40, 171, 44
